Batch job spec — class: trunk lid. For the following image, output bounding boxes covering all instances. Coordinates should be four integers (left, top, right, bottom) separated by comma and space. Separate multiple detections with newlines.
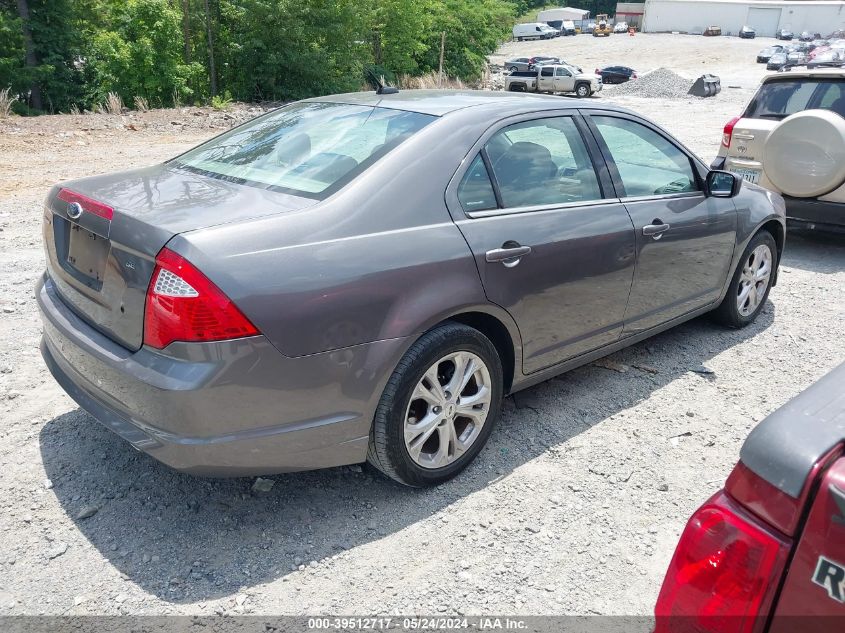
43, 163, 315, 350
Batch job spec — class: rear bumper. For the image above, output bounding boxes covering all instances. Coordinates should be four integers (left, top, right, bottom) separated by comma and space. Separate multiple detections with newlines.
37, 273, 408, 476
784, 197, 845, 233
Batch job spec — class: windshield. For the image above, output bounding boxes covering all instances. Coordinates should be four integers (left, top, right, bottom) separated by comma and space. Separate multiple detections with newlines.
745, 79, 845, 119
172, 102, 435, 199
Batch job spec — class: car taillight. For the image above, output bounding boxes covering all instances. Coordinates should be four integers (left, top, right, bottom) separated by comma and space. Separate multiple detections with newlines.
722, 116, 741, 148
654, 493, 789, 633
143, 247, 259, 349
57, 188, 114, 220
632, 72, 638, 79
596, 68, 602, 74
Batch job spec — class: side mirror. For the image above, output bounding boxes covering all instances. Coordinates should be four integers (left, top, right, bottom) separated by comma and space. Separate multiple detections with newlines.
707, 170, 742, 198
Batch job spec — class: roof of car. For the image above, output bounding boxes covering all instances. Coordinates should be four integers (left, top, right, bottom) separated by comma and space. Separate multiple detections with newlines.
763, 67, 845, 80
306, 89, 584, 116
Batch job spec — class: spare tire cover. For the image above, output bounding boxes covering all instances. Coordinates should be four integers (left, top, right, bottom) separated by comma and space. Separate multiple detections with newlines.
763, 109, 845, 198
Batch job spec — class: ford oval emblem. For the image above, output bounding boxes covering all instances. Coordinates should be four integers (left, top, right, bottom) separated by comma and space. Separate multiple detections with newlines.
67, 201, 84, 220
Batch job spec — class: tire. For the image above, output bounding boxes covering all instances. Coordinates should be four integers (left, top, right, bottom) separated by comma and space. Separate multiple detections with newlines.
712, 231, 777, 328
575, 83, 590, 98
509, 66, 518, 72
367, 322, 503, 487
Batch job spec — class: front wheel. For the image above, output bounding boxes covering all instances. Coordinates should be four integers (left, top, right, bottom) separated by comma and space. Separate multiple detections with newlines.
575, 83, 590, 98
712, 231, 777, 328
367, 323, 503, 487
509, 66, 518, 72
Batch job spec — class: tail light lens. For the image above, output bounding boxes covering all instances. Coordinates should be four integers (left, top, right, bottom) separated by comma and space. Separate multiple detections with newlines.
654, 493, 789, 633
596, 68, 602, 74
144, 247, 259, 349
722, 116, 741, 148
57, 188, 114, 220
632, 72, 638, 79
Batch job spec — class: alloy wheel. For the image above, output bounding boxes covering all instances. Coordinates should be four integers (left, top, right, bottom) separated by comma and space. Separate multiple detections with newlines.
403, 351, 492, 469
736, 244, 773, 317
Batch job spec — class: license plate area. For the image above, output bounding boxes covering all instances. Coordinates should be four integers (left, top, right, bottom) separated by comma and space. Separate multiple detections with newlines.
54, 216, 110, 291
730, 168, 761, 184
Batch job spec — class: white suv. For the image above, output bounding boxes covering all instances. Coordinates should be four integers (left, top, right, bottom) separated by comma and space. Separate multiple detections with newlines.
712, 68, 845, 232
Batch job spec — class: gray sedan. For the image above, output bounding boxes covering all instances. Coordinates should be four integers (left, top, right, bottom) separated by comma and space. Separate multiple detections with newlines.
37, 90, 785, 487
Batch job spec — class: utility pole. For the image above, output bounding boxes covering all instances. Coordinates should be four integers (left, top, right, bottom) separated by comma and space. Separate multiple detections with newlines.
438, 31, 445, 88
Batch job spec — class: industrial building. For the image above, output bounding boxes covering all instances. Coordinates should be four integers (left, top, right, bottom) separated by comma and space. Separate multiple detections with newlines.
637, 0, 845, 37
537, 6, 591, 25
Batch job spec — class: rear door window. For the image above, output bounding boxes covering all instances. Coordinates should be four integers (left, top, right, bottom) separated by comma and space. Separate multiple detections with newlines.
484, 117, 602, 208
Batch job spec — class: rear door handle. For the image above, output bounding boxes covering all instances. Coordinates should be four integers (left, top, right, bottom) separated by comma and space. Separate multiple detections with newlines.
643, 222, 671, 239
485, 245, 532, 268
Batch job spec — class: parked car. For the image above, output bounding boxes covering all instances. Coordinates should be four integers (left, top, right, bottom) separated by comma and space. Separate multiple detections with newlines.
561, 20, 576, 36
777, 29, 795, 40
808, 49, 845, 68
787, 48, 808, 66
584, 21, 596, 34
542, 24, 560, 38
655, 363, 845, 631
767, 51, 788, 70
505, 57, 533, 73
800, 30, 815, 42
739, 25, 756, 39
613, 21, 628, 34
38, 91, 785, 486
597, 65, 637, 84
530, 56, 561, 67
713, 68, 845, 232
703, 25, 723, 36
505, 64, 601, 97
513, 22, 550, 41
757, 44, 785, 63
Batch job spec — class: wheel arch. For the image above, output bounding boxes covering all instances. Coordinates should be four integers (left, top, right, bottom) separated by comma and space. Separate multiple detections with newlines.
446, 311, 517, 394
759, 219, 785, 286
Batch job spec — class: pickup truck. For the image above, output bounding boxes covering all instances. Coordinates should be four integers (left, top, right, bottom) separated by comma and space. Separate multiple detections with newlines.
504, 64, 601, 98
655, 362, 845, 632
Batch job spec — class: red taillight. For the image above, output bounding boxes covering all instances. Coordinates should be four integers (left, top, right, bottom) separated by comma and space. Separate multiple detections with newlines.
722, 116, 741, 149
596, 68, 602, 74
143, 247, 259, 349
655, 493, 789, 633
58, 188, 114, 220
632, 72, 638, 79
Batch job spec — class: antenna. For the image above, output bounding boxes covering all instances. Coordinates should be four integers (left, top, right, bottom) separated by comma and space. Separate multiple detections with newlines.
366, 69, 399, 95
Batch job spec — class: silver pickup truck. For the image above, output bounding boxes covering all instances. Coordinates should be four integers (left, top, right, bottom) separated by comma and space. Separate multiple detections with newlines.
505, 64, 601, 98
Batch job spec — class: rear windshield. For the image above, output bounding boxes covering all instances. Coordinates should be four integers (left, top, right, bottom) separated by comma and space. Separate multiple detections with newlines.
172, 102, 435, 199
745, 78, 845, 120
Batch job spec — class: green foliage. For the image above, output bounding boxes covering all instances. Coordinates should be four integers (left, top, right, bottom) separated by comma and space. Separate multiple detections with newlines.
211, 90, 232, 110
0, 0, 524, 115
83, 0, 204, 108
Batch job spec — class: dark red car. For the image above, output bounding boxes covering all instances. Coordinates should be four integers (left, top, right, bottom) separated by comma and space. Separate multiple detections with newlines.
655, 363, 845, 632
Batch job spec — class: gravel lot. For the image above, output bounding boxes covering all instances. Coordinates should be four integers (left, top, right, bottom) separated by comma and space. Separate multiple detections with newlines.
1, 33, 844, 618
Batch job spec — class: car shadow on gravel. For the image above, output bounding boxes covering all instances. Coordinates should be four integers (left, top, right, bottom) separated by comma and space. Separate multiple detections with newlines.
39, 308, 773, 603
782, 230, 845, 274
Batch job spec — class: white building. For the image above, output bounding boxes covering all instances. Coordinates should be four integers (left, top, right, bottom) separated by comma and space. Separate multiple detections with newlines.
537, 7, 591, 23
641, 0, 845, 37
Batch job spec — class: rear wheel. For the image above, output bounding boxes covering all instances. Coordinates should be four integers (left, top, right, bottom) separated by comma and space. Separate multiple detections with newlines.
712, 231, 777, 328
509, 65, 518, 72
575, 83, 590, 98
367, 323, 503, 487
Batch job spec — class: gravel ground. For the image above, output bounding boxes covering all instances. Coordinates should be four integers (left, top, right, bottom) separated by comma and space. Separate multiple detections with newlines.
1, 34, 845, 618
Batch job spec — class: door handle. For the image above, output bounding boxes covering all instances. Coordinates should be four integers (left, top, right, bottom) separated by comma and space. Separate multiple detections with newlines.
642, 221, 671, 239
486, 244, 532, 268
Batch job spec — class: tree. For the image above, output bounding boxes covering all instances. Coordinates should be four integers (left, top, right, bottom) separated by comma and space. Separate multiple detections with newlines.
15, 0, 41, 109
